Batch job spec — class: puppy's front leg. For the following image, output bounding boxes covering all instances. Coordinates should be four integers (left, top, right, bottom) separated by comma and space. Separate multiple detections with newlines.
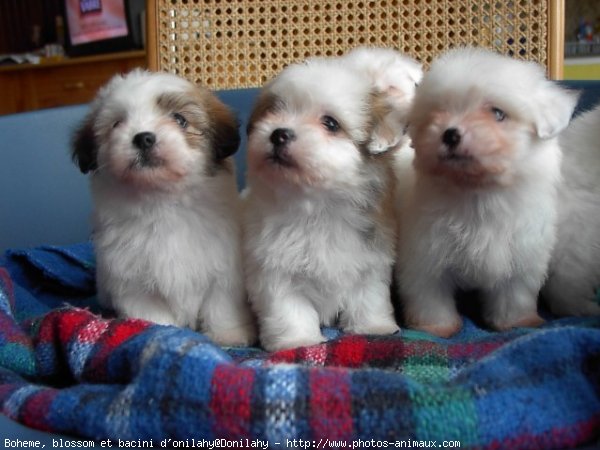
340, 273, 399, 335
483, 278, 544, 331
399, 275, 462, 338
255, 288, 325, 352
199, 279, 257, 347
113, 291, 180, 327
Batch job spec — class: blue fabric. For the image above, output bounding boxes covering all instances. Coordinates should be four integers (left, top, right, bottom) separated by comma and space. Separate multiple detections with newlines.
6, 243, 95, 293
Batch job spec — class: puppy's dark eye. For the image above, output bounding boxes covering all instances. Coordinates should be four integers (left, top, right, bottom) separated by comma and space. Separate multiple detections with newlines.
112, 120, 121, 128
492, 107, 506, 122
321, 115, 340, 133
172, 112, 188, 129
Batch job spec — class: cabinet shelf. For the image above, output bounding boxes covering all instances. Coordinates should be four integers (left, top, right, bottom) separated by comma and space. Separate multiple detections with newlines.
0, 50, 146, 115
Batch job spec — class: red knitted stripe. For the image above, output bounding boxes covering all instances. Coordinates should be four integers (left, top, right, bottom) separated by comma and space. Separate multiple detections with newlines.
309, 368, 353, 441
328, 335, 368, 368
20, 389, 58, 432
210, 365, 254, 438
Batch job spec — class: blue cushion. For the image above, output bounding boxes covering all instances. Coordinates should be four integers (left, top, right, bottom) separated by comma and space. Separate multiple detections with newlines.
0, 105, 93, 253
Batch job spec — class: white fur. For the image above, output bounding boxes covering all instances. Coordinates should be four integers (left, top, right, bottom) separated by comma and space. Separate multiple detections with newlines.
543, 104, 600, 316
76, 70, 256, 346
244, 53, 416, 351
395, 48, 578, 337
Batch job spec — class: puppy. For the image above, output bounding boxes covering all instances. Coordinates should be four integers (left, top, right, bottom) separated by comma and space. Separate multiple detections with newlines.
542, 104, 600, 317
243, 53, 417, 351
72, 69, 256, 346
395, 47, 578, 337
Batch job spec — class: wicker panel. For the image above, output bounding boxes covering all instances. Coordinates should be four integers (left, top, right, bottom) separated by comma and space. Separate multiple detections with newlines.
150, 0, 558, 89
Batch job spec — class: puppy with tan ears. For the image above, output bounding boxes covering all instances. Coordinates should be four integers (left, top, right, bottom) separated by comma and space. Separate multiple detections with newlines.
395, 47, 578, 337
542, 104, 600, 317
243, 51, 420, 351
72, 70, 256, 346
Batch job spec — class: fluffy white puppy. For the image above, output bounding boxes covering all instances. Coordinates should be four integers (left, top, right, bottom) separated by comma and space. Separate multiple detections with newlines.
243, 53, 416, 351
395, 47, 578, 337
543, 104, 600, 317
72, 69, 256, 346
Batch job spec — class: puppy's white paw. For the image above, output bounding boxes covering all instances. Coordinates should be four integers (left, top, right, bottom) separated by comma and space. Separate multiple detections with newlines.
408, 319, 463, 338
401, 290, 463, 337
484, 283, 545, 331
205, 322, 258, 347
113, 294, 181, 327
260, 331, 326, 352
488, 312, 545, 331
368, 135, 400, 155
344, 316, 400, 336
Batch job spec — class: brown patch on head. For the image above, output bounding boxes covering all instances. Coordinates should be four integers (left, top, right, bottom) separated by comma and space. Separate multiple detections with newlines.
157, 86, 240, 172
71, 112, 99, 174
199, 88, 241, 161
247, 92, 284, 136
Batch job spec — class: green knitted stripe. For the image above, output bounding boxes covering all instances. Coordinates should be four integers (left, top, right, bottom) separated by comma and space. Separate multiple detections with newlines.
0, 343, 36, 377
409, 385, 479, 445
404, 353, 450, 384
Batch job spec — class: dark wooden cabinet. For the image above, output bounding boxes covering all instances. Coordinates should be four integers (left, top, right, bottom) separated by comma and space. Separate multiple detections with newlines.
0, 50, 146, 115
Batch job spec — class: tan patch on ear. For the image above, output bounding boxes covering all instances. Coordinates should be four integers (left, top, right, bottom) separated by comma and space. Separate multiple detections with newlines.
157, 89, 210, 150
199, 87, 237, 132
247, 92, 281, 135
71, 112, 99, 174
199, 88, 241, 160
163, 85, 239, 163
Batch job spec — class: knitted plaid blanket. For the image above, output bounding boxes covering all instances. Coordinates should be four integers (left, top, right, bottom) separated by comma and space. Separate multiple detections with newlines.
0, 243, 599, 449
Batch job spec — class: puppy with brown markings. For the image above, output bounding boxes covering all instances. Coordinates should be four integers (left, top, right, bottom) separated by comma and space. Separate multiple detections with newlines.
72, 69, 256, 346
243, 54, 415, 351
395, 48, 578, 338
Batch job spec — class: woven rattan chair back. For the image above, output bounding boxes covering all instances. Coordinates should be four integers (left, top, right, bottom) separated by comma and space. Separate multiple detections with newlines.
146, 0, 565, 89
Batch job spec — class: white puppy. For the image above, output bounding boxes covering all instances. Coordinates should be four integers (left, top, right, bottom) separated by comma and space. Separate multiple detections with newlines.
72, 70, 256, 346
243, 51, 420, 351
543, 104, 600, 317
395, 47, 578, 337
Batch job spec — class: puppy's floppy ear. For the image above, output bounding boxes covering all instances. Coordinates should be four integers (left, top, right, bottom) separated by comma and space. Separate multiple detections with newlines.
531, 83, 579, 139
205, 93, 241, 160
71, 113, 98, 174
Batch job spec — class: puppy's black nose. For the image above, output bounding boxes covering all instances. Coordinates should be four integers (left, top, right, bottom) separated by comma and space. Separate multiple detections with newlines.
270, 128, 296, 148
442, 128, 461, 148
132, 132, 157, 152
